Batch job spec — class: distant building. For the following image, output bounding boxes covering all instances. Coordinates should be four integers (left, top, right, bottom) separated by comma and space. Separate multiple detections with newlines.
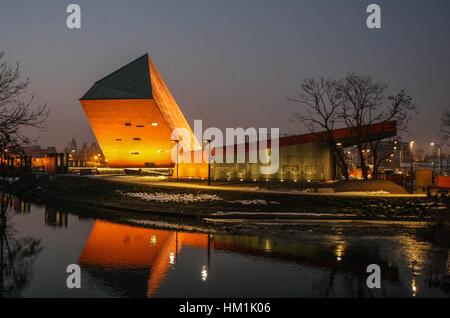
64, 140, 104, 166
18, 145, 67, 173
23, 145, 57, 157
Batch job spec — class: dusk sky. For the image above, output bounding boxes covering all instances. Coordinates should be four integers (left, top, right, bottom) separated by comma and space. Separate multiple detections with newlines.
0, 0, 449, 150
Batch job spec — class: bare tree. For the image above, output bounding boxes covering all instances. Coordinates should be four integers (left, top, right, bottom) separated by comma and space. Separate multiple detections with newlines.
289, 78, 350, 180
338, 74, 416, 179
0, 52, 48, 153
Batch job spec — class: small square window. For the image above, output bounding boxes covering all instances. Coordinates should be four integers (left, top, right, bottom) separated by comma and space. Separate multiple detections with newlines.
125, 123, 132, 126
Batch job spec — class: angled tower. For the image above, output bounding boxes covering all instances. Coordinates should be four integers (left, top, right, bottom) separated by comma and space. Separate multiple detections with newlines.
80, 54, 197, 168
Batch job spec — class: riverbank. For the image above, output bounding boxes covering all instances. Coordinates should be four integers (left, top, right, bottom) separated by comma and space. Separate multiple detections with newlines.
97, 175, 423, 197
1, 174, 446, 222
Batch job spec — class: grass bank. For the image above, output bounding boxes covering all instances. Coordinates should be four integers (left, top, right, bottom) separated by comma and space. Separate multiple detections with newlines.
3, 174, 446, 221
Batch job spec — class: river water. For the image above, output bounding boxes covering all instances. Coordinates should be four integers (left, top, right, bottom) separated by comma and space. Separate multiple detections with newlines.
0, 195, 449, 298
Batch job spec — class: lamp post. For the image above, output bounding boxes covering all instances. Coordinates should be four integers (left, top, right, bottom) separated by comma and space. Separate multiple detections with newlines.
203, 139, 212, 186
409, 141, 415, 193
171, 139, 180, 181
430, 142, 442, 175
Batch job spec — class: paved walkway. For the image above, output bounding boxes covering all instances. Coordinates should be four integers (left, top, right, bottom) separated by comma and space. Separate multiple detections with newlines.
93, 175, 427, 198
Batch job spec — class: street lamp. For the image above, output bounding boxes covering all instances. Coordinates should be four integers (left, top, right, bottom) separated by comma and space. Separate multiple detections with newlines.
171, 139, 180, 181
409, 141, 415, 193
203, 139, 212, 186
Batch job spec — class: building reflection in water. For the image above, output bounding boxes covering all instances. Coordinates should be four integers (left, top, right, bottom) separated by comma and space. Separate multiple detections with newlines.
45, 206, 68, 227
396, 235, 450, 297
79, 221, 211, 297
12, 198, 31, 215
78, 220, 414, 298
398, 236, 429, 297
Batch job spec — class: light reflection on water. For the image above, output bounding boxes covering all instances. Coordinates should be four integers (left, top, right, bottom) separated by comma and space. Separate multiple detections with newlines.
1, 195, 449, 298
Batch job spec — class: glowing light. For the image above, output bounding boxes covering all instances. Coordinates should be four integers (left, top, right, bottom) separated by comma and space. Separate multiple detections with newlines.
264, 239, 272, 252
151, 122, 159, 127
150, 235, 157, 246
412, 277, 418, 297
335, 243, 346, 262
169, 252, 175, 265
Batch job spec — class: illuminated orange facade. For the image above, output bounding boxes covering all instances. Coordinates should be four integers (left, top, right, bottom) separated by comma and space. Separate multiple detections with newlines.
79, 220, 209, 297
80, 54, 197, 168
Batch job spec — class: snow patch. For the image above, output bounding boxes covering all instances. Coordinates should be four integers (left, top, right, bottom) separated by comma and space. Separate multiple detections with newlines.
230, 199, 269, 205
337, 191, 390, 196
121, 191, 281, 205
123, 192, 222, 203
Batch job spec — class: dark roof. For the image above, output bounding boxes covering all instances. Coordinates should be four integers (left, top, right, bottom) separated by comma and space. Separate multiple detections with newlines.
202, 121, 397, 156
80, 54, 152, 100
279, 121, 397, 147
